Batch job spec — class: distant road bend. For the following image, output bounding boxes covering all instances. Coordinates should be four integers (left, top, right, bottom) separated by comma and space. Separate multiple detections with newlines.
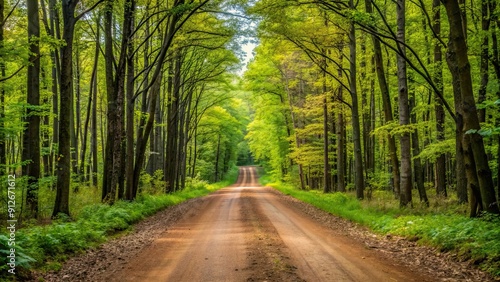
111, 166, 430, 282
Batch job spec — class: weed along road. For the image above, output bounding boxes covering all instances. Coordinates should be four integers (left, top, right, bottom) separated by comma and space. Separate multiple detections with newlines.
111, 166, 430, 282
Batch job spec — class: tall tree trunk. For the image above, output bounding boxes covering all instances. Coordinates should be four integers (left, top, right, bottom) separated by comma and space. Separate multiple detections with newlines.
163, 61, 173, 187
360, 33, 373, 177
135, 13, 150, 191
442, 0, 499, 215
335, 53, 346, 192
397, 0, 412, 207
39, 68, 50, 177
165, 54, 181, 192
177, 90, 188, 191
91, 17, 99, 187
125, 10, 136, 200
24, 0, 41, 218
488, 0, 500, 199
284, 75, 305, 190
41, 77, 51, 177
0, 0, 6, 175
191, 115, 198, 178
103, 0, 134, 203
54, 0, 79, 217
322, 53, 332, 192
133, 75, 161, 198
433, 0, 448, 197
80, 41, 98, 183
349, 1, 365, 199
477, 0, 490, 123
365, 0, 400, 197
72, 44, 81, 177
323, 93, 332, 193
214, 134, 221, 182
102, 0, 114, 201
47, 0, 61, 178
369, 55, 376, 179
180, 89, 193, 190
409, 81, 428, 205
154, 88, 163, 172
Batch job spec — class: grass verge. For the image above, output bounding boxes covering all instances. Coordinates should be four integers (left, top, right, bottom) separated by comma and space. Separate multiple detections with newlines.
0, 167, 238, 280
260, 174, 500, 277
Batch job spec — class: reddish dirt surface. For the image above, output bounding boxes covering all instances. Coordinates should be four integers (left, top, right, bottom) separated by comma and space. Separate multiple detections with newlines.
103, 167, 448, 281
38, 166, 495, 281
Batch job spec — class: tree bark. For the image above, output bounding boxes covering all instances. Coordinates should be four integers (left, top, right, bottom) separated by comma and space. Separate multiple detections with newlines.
91, 17, 99, 187
49, 0, 61, 178
335, 53, 346, 192
133, 75, 161, 198
409, 82, 428, 205
125, 11, 136, 200
322, 51, 332, 192
396, 0, 412, 207
24, 0, 41, 218
477, 0, 490, 123
323, 93, 332, 193
0, 0, 6, 174
214, 134, 221, 182
488, 0, 500, 199
80, 41, 98, 183
442, 0, 499, 214
360, 33, 373, 178
54, 0, 79, 217
102, 0, 114, 201
365, 0, 400, 197
103, 0, 134, 203
433, 0, 448, 197
165, 54, 181, 192
286, 85, 305, 190
72, 44, 81, 177
348, 3, 365, 198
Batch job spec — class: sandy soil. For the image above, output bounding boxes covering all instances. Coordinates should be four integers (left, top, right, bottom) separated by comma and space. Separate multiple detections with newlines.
37, 166, 495, 282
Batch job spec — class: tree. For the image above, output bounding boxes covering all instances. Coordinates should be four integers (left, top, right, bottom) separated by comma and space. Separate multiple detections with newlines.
432, 0, 448, 198
364, 0, 400, 198
348, 0, 365, 198
0, 0, 5, 175
441, 0, 499, 215
23, 0, 41, 218
396, 0, 412, 207
102, 0, 134, 203
54, 0, 103, 218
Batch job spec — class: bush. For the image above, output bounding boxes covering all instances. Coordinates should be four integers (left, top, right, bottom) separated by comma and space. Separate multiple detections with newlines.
0, 234, 36, 273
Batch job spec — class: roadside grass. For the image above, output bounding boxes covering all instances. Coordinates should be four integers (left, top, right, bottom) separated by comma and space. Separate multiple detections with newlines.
0, 166, 239, 280
259, 173, 500, 277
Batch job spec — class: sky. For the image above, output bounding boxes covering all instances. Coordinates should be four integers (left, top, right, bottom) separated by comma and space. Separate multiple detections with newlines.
238, 42, 256, 76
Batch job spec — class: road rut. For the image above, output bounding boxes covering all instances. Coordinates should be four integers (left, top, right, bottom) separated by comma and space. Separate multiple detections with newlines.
111, 166, 430, 282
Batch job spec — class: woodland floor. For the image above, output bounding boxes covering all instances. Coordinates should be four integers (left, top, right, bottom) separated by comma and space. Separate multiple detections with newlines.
35, 167, 495, 281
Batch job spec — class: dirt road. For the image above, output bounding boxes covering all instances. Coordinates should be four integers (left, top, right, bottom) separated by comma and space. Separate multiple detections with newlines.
110, 166, 431, 282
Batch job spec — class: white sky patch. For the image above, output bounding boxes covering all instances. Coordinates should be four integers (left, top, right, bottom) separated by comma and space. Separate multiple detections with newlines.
238, 42, 256, 76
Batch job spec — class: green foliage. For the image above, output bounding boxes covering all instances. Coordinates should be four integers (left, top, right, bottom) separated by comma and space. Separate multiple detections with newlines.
366, 170, 392, 190
466, 127, 500, 137
416, 139, 455, 162
139, 170, 167, 195
0, 235, 36, 272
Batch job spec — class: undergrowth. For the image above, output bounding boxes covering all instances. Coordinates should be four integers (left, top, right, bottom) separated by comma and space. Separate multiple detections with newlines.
260, 173, 500, 277
0, 166, 238, 280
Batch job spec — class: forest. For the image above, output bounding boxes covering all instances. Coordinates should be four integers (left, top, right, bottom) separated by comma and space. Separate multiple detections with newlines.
0, 0, 500, 278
